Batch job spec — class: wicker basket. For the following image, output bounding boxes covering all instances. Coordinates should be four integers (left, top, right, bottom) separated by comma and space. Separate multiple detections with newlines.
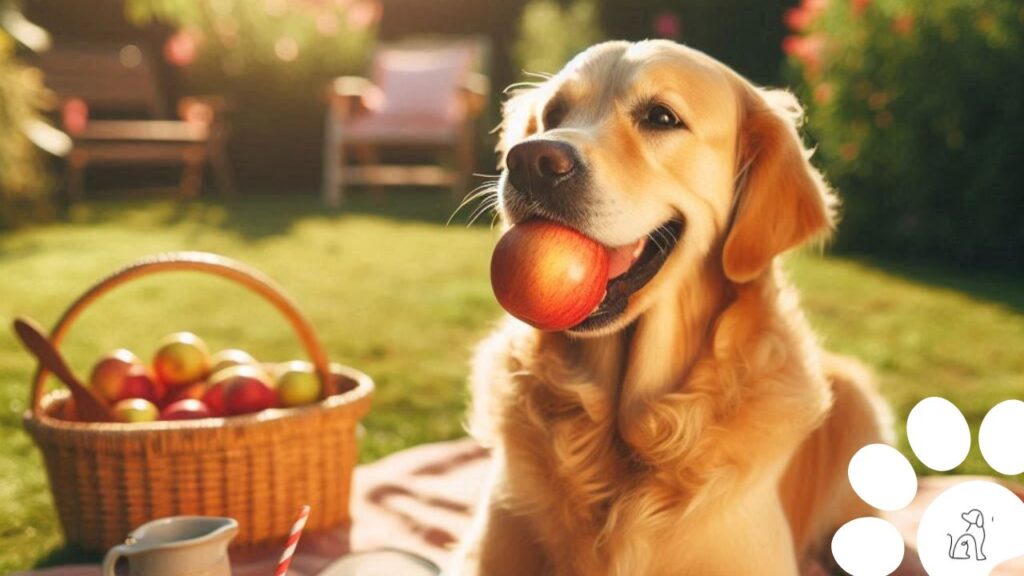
21, 252, 373, 552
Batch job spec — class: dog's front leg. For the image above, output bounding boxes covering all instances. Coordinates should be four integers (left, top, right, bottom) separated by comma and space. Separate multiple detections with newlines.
447, 461, 548, 576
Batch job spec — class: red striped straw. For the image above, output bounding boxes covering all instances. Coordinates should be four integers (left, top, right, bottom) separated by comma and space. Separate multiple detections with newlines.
274, 505, 310, 576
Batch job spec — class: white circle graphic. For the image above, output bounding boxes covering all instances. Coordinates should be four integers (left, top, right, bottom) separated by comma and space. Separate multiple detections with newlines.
832, 516, 904, 576
848, 443, 917, 511
979, 399, 1024, 475
906, 396, 971, 472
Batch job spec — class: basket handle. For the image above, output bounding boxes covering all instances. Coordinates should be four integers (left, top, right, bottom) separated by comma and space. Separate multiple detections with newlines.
30, 251, 334, 417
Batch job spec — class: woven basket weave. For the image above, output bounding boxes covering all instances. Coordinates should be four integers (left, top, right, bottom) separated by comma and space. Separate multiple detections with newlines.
21, 252, 373, 552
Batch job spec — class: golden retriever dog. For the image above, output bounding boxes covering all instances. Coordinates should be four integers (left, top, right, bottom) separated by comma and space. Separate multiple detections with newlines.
452, 40, 893, 575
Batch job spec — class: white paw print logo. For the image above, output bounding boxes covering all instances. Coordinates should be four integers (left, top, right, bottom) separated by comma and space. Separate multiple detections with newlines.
832, 398, 1024, 576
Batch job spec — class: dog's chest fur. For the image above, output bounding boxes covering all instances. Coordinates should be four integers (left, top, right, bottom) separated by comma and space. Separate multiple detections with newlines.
474, 281, 833, 575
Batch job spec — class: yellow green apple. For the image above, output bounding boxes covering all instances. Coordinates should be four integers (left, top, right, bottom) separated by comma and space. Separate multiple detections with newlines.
209, 348, 258, 374
153, 332, 211, 388
275, 361, 321, 407
113, 398, 159, 423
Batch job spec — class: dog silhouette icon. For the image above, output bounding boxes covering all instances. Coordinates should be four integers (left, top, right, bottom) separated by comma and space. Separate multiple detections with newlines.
948, 509, 987, 561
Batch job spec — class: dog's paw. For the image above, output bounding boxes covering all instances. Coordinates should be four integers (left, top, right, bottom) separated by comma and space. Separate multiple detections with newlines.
831, 398, 1024, 576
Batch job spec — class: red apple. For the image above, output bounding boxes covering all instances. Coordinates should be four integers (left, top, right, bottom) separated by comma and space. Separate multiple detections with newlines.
163, 381, 206, 406
161, 398, 213, 421
275, 361, 321, 407
490, 220, 610, 331
113, 398, 159, 423
220, 365, 278, 415
209, 349, 258, 374
120, 365, 166, 405
89, 349, 142, 403
200, 381, 228, 416
153, 332, 211, 388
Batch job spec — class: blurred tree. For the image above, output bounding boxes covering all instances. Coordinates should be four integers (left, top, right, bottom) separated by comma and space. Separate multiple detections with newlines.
0, 0, 63, 228
515, 0, 604, 75
787, 0, 1024, 271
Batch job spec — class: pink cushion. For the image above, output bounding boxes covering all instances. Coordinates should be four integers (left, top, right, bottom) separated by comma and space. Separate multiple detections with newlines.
343, 113, 460, 144
374, 49, 470, 120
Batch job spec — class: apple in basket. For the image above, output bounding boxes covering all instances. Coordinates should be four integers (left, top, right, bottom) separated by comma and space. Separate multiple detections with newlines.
89, 348, 142, 403
163, 380, 206, 406
161, 398, 213, 421
275, 361, 321, 407
218, 365, 278, 415
200, 379, 228, 416
120, 365, 166, 405
153, 332, 211, 388
209, 348, 259, 374
204, 364, 270, 416
113, 398, 160, 423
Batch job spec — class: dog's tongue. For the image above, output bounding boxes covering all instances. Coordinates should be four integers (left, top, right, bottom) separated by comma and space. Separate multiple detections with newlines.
606, 238, 646, 280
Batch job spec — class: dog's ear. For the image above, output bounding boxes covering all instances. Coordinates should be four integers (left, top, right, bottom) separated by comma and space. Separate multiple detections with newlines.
496, 87, 541, 169
722, 84, 837, 283
969, 510, 983, 527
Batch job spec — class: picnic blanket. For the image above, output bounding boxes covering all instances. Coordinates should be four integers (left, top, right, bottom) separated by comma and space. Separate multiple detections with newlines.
15, 438, 1024, 575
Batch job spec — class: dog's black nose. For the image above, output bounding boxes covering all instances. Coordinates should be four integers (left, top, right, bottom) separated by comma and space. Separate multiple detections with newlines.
506, 140, 578, 195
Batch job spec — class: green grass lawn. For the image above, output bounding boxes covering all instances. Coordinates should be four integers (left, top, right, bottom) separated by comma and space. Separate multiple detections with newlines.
0, 192, 1021, 572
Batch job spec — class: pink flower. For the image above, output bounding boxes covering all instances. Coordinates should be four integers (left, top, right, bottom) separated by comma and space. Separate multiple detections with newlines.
892, 13, 915, 36
802, 0, 829, 21
802, 0, 829, 12
62, 98, 88, 135
784, 7, 812, 31
783, 34, 826, 74
347, 0, 381, 31
164, 29, 200, 67
653, 11, 681, 39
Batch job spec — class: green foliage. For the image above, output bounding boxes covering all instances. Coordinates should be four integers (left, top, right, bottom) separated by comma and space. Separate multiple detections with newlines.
515, 0, 605, 75
0, 4, 55, 229
788, 0, 1024, 270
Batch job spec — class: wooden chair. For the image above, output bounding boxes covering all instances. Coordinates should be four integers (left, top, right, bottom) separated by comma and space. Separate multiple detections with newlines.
31, 44, 235, 201
322, 40, 488, 207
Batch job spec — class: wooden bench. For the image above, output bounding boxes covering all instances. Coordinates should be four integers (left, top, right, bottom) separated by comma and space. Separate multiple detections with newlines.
31, 43, 235, 200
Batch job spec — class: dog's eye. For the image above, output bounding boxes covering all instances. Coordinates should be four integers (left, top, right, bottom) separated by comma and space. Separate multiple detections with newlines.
642, 104, 684, 130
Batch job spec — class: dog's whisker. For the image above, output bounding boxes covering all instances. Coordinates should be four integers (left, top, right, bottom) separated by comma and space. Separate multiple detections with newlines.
503, 81, 545, 94
522, 70, 555, 80
465, 198, 498, 227
647, 231, 668, 255
467, 197, 501, 227
447, 182, 499, 226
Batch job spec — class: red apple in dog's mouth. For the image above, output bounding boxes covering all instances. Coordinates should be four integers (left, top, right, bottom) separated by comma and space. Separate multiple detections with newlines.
490, 220, 647, 331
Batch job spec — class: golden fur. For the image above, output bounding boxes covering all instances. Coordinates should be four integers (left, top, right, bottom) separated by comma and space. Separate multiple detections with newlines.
452, 40, 892, 576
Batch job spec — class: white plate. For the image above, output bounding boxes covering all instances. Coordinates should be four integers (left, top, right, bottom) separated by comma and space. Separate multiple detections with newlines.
317, 548, 440, 576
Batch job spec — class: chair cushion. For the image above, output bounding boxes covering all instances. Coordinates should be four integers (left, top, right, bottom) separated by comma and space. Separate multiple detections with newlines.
342, 113, 460, 145
374, 48, 471, 120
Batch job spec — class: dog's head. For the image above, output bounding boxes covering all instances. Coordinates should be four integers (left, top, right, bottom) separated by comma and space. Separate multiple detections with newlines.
496, 40, 836, 336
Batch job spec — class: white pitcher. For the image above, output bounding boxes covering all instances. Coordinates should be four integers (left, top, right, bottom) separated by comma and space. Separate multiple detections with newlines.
102, 516, 238, 576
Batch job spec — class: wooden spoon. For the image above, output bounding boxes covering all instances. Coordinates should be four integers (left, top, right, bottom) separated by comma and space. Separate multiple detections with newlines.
13, 316, 114, 422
